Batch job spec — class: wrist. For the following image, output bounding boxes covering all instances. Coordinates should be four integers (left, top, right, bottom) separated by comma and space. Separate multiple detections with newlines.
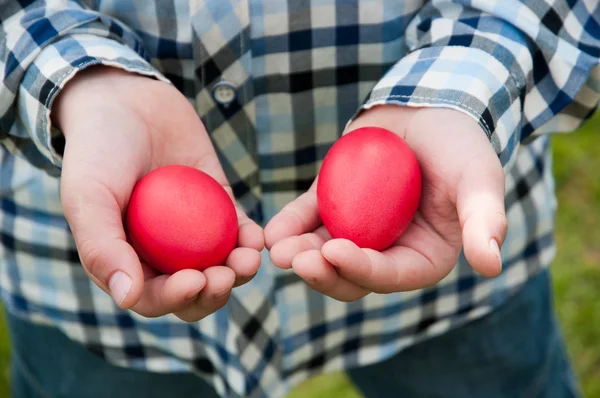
346, 105, 423, 138
51, 65, 159, 134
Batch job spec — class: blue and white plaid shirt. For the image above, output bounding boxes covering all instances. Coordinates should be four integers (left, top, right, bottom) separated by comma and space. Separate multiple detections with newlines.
1, 0, 599, 396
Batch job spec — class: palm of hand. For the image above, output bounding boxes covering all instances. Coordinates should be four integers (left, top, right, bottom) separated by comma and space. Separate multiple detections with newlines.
265, 106, 506, 301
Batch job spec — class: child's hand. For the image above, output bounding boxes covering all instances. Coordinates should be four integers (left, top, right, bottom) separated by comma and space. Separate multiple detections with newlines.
265, 105, 506, 301
54, 67, 263, 321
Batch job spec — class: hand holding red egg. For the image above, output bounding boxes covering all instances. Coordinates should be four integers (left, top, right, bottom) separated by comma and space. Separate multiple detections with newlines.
265, 105, 508, 302
316, 126, 421, 251
56, 67, 263, 322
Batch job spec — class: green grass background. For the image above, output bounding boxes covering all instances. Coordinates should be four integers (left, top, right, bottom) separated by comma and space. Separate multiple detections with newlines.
0, 113, 599, 397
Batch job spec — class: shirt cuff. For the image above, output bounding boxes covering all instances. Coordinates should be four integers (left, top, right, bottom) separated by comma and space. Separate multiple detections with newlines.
16, 34, 170, 173
356, 46, 525, 169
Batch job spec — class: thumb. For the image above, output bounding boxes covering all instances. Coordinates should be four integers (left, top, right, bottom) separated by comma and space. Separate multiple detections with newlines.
264, 180, 320, 249
60, 177, 144, 309
457, 153, 508, 278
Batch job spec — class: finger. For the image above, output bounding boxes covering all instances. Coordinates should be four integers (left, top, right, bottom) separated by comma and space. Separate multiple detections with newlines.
60, 179, 144, 309
322, 239, 453, 293
236, 207, 264, 251
264, 183, 320, 249
269, 226, 331, 269
457, 154, 507, 278
131, 269, 207, 317
292, 250, 370, 302
174, 266, 236, 322
225, 247, 261, 286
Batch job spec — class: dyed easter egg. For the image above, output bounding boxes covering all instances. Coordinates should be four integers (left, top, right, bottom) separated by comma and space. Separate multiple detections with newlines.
126, 165, 238, 274
317, 127, 421, 251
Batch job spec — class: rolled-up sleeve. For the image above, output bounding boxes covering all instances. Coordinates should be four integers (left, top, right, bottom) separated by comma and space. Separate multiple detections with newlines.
0, 1, 168, 174
358, 0, 599, 170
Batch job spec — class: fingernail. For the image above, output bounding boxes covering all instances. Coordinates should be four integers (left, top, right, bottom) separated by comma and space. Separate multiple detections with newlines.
489, 239, 502, 263
108, 271, 132, 306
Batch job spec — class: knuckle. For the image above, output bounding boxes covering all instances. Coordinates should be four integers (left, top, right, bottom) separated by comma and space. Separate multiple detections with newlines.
131, 307, 164, 319
175, 294, 231, 322
337, 292, 369, 303
371, 285, 396, 295
304, 276, 333, 293
210, 292, 231, 309
175, 312, 205, 323
234, 273, 256, 288
141, 312, 164, 319
336, 297, 357, 303
79, 243, 104, 280
304, 275, 321, 286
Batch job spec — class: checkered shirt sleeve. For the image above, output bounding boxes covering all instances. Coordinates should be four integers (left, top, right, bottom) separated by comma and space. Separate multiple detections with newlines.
360, 0, 599, 170
0, 0, 168, 176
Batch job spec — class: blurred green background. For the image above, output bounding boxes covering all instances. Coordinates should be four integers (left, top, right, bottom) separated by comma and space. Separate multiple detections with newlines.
0, 112, 599, 397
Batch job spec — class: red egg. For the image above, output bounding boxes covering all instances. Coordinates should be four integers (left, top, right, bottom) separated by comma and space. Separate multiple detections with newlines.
317, 127, 421, 251
125, 165, 238, 274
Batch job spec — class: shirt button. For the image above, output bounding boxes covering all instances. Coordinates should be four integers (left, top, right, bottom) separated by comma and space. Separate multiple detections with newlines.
212, 81, 237, 106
